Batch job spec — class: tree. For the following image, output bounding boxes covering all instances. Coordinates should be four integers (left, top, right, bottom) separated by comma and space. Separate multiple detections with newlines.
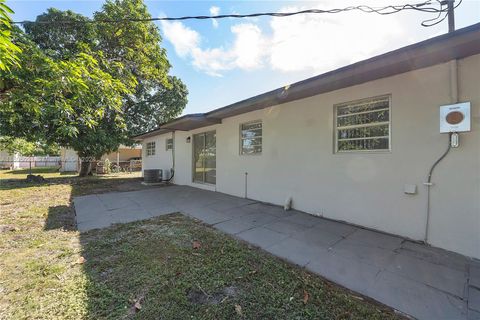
125, 76, 188, 135
94, 0, 186, 134
23, 8, 96, 60
0, 136, 59, 156
2, 0, 188, 176
0, 30, 128, 176
0, 0, 21, 72
24, 1, 188, 137
0, 137, 36, 156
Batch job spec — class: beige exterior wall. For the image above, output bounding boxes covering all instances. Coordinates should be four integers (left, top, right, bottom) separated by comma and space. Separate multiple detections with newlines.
102, 148, 141, 163
145, 54, 480, 258
141, 132, 174, 174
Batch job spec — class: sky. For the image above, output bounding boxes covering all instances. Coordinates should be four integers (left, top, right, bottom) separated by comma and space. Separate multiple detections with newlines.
8, 0, 480, 115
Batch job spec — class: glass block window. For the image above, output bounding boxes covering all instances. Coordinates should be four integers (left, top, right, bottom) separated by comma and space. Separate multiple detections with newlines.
240, 121, 262, 155
335, 96, 390, 152
146, 141, 155, 156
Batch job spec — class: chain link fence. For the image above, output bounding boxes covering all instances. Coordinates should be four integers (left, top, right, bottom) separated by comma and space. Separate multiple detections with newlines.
0, 156, 142, 174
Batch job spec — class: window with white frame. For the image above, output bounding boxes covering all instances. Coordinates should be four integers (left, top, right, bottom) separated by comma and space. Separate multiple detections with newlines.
240, 121, 262, 155
146, 141, 156, 156
166, 138, 173, 150
335, 96, 390, 152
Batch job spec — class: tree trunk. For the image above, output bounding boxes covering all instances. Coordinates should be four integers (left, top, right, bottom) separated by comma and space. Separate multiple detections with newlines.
79, 161, 91, 177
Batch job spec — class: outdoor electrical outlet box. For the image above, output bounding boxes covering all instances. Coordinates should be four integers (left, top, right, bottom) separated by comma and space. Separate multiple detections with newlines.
404, 184, 417, 195
440, 102, 471, 133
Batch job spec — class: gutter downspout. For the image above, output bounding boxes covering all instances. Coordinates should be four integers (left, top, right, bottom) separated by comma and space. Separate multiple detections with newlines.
424, 59, 458, 243
172, 131, 175, 182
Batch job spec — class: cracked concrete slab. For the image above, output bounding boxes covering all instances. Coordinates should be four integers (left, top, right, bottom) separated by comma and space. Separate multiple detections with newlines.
73, 185, 476, 320
306, 251, 382, 296
386, 252, 467, 298
267, 237, 329, 267
370, 270, 467, 320
290, 226, 344, 249
235, 227, 289, 249
469, 287, 480, 312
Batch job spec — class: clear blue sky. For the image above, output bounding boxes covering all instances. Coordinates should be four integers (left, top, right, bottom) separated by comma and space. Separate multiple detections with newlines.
8, 0, 480, 115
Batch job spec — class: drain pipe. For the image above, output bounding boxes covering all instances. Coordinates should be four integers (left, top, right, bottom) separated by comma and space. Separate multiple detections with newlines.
423, 59, 458, 243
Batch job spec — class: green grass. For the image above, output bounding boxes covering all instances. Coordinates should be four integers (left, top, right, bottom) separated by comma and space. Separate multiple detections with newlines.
0, 171, 405, 319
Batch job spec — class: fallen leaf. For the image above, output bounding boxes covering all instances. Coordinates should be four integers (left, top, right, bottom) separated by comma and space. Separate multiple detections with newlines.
134, 301, 142, 310
192, 240, 201, 249
235, 304, 243, 316
303, 290, 310, 304
77, 256, 86, 264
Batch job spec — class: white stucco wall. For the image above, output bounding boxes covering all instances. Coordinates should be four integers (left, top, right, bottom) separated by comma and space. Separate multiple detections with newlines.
60, 148, 79, 172
141, 132, 174, 176
0, 150, 19, 169
143, 54, 480, 258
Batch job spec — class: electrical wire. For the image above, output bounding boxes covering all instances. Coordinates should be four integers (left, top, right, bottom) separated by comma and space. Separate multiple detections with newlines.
12, 0, 462, 28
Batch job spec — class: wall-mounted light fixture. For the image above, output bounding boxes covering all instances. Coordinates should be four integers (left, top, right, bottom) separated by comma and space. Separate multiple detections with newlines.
186, 136, 191, 143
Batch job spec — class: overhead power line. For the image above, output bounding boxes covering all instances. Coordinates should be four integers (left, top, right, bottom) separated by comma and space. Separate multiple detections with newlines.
12, 0, 461, 28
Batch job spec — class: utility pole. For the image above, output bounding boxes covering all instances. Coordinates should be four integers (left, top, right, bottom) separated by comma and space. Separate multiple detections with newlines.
447, 0, 455, 33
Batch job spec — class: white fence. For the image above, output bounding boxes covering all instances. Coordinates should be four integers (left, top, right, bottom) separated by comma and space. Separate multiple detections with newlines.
0, 156, 61, 169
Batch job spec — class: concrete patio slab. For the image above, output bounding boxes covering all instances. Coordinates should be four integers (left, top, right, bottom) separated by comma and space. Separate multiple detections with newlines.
290, 227, 344, 248
330, 238, 397, 269
263, 219, 312, 235
312, 218, 358, 237
369, 270, 467, 320
468, 309, 480, 320
213, 219, 254, 234
73, 185, 479, 320
471, 265, 480, 288
236, 227, 289, 249
386, 252, 467, 298
469, 287, 480, 312
398, 240, 469, 272
267, 237, 329, 267
306, 251, 381, 296
346, 228, 403, 250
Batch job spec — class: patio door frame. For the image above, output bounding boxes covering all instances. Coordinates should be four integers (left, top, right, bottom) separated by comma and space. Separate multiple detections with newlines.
192, 130, 216, 185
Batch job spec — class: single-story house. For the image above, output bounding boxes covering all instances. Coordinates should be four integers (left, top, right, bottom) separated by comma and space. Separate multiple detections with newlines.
134, 23, 480, 259
59, 145, 142, 172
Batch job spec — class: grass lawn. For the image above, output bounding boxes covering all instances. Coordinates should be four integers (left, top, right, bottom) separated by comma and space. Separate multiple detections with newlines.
0, 169, 405, 319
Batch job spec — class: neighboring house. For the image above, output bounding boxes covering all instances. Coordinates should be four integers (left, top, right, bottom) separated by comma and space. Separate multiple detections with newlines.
134, 23, 480, 259
0, 149, 20, 169
59, 145, 142, 172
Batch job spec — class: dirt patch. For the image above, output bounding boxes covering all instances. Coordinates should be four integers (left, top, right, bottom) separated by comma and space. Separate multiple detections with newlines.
187, 286, 240, 305
0, 225, 18, 233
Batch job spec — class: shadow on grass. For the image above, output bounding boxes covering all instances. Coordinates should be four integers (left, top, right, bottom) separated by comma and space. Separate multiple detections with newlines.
0, 174, 143, 192
45, 205, 76, 231
3, 167, 62, 175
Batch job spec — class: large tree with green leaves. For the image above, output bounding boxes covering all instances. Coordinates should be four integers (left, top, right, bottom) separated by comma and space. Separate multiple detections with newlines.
0, 30, 129, 175
2, 0, 188, 175
24, 8, 96, 60
23, 1, 187, 136
94, 0, 187, 136
0, 0, 21, 72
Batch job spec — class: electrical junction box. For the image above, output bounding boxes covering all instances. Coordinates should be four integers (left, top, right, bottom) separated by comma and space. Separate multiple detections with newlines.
440, 102, 471, 133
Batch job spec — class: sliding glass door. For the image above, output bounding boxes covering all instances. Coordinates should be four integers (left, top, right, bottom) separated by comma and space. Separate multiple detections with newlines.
193, 131, 216, 184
